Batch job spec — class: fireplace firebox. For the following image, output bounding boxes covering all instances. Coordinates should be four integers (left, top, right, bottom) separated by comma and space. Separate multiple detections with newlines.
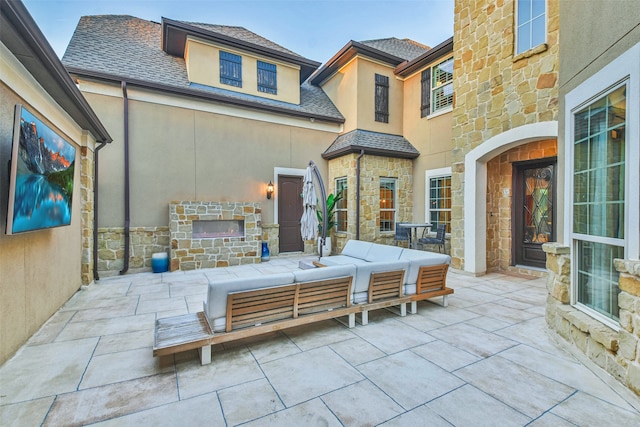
192, 220, 244, 239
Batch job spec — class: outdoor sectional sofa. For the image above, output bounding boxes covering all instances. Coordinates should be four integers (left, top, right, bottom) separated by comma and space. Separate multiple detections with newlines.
153, 240, 452, 365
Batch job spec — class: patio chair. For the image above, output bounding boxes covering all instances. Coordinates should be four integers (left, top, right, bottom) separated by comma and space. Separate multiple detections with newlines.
418, 223, 446, 253
394, 222, 411, 247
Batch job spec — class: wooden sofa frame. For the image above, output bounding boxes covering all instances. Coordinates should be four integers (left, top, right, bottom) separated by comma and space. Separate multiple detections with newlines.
153, 264, 452, 365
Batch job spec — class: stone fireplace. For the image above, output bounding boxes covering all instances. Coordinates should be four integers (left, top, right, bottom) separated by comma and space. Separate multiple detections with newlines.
169, 201, 261, 271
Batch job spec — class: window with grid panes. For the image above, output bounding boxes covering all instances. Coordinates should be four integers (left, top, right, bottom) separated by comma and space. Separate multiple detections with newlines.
379, 178, 396, 232
257, 60, 277, 94
375, 74, 389, 123
220, 51, 242, 87
335, 178, 347, 232
516, 0, 546, 55
431, 57, 453, 113
428, 175, 451, 233
572, 85, 626, 322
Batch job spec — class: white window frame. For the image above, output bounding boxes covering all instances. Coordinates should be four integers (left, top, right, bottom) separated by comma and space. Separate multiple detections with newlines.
515, 0, 547, 55
335, 177, 348, 232
430, 57, 454, 114
425, 167, 452, 232
379, 177, 397, 232
564, 42, 640, 329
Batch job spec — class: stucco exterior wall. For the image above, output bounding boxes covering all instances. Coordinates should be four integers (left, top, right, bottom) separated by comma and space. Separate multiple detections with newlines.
401, 64, 453, 222
78, 80, 340, 231
0, 45, 97, 364
452, 0, 560, 270
356, 59, 404, 135
320, 59, 359, 134
559, 0, 640, 97
185, 38, 301, 105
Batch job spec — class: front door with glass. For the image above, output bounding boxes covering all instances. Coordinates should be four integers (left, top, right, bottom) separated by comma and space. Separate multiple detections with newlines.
513, 159, 556, 268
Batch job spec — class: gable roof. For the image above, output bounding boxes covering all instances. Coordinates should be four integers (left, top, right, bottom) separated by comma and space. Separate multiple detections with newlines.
62, 15, 343, 123
1, 0, 111, 143
310, 37, 430, 86
322, 129, 420, 160
359, 38, 430, 62
161, 18, 320, 83
395, 37, 454, 77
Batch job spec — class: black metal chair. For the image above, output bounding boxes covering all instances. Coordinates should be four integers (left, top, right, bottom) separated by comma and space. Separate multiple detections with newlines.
418, 223, 446, 253
394, 222, 411, 247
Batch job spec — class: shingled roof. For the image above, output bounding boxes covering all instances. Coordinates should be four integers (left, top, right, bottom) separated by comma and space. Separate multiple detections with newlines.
309, 37, 430, 86
62, 15, 344, 123
359, 38, 430, 61
180, 21, 305, 58
322, 129, 419, 160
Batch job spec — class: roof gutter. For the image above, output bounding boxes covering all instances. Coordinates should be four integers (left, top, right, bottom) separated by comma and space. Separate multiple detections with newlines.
0, 0, 112, 143
65, 67, 345, 125
322, 145, 419, 160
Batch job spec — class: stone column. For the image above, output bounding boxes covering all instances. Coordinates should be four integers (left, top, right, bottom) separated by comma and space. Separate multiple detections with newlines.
615, 259, 640, 395
79, 145, 95, 285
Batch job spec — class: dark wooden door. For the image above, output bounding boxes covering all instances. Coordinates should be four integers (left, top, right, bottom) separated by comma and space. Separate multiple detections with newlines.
278, 175, 304, 253
513, 159, 556, 268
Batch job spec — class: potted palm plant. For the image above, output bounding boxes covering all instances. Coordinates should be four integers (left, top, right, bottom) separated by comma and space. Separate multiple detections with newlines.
316, 191, 342, 255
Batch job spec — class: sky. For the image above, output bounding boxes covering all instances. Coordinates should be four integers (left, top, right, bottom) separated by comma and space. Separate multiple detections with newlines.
22, 0, 454, 64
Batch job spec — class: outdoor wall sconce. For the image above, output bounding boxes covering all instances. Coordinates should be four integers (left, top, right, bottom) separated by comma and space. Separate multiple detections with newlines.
266, 181, 274, 199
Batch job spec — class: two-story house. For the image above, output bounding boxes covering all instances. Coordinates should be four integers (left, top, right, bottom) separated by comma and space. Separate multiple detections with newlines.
63, 15, 345, 273
311, 37, 454, 253
63, 15, 455, 275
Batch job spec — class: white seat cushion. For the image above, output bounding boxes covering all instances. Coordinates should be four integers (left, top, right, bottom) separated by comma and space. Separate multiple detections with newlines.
293, 264, 357, 283
364, 244, 403, 262
340, 240, 373, 260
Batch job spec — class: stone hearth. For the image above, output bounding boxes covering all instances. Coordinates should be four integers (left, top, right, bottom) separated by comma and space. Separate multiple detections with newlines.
169, 201, 261, 271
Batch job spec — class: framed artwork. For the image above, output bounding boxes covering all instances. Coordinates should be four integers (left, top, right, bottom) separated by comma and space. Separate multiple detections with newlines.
6, 104, 76, 234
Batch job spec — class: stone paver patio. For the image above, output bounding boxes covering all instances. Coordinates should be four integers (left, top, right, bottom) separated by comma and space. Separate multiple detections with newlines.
2, 255, 640, 426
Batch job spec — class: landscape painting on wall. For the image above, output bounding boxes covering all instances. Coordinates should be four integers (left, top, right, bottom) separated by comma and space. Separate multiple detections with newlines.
6, 105, 76, 235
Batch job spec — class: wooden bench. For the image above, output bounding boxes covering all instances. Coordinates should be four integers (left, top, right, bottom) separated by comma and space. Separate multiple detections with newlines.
154, 275, 358, 364
359, 269, 412, 325
153, 265, 453, 365
408, 264, 452, 313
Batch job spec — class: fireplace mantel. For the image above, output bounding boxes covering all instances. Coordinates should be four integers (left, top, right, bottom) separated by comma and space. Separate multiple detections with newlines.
169, 201, 261, 271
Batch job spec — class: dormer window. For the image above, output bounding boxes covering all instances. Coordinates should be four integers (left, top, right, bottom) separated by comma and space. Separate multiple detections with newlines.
220, 51, 242, 87
257, 61, 277, 94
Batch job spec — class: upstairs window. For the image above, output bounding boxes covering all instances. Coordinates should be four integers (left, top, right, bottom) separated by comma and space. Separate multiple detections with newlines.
516, 0, 546, 54
257, 61, 277, 94
335, 178, 348, 232
220, 51, 242, 87
375, 74, 389, 123
380, 178, 396, 232
421, 57, 454, 117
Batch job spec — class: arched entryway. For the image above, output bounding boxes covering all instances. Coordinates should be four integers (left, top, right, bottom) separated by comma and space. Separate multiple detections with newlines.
463, 122, 558, 275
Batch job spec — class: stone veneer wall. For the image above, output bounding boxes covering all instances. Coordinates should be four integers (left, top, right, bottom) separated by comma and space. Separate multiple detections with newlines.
327, 153, 413, 252
97, 227, 170, 275
451, 0, 559, 270
79, 146, 95, 284
486, 139, 557, 272
543, 243, 640, 396
261, 224, 280, 257
170, 201, 261, 271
